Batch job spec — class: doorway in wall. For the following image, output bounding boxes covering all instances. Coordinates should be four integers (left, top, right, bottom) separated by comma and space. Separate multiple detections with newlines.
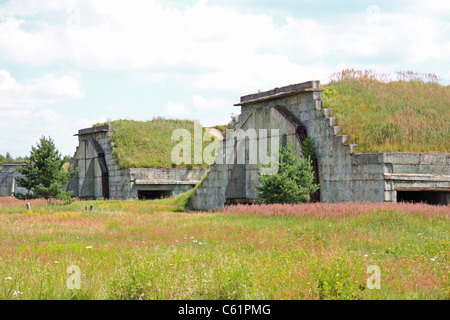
396, 190, 449, 205
138, 190, 173, 200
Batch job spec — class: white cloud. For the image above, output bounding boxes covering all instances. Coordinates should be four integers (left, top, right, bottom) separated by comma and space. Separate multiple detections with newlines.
1, 0, 448, 88
164, 101, 188, 117
192, 95, 227, 111
0, 18, 65, 65
34, 108, 59, 122
0, 69, 83, 109
0, 69, 84, 156
0, 0, 72, 18
27, 72, 83, 98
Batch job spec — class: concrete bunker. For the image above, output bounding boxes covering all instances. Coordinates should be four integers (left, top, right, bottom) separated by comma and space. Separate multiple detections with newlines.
0, 162, 29, 197
68, 124, 208, 200
190, 81, 449, 210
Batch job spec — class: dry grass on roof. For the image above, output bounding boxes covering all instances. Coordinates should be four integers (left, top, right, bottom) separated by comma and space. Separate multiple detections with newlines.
322, 69, 449, 153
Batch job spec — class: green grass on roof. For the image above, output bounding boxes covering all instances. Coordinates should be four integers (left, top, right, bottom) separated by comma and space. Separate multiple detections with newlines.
97, 118, 217, 169
322, 69, 449, 153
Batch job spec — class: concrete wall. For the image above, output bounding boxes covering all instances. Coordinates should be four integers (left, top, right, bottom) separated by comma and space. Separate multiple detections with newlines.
191, 81, 450, 210
0, 163, 29, 196
190, 142, 230, 210
381, 153, 450, 202
111, 167, 208, 199
68, 125, 113, 199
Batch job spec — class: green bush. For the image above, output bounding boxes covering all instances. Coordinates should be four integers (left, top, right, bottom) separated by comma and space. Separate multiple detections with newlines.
257, 145, 319, 204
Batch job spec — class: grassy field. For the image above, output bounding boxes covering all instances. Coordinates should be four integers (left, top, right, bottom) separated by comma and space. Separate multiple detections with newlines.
0, 196, 448, 300
95, 118, 217, 169
322, 69, 450, 153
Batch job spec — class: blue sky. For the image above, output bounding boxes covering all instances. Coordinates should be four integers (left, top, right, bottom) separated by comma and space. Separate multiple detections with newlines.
0, 0, 449, 157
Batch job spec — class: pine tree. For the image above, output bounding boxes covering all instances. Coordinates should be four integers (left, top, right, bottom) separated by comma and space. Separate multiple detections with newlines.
257, 145, 319, 204
16, 136, 77, 200
5, 152, 13, 162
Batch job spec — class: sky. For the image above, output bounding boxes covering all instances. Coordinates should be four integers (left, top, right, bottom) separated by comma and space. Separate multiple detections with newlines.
0, 0, 449, 157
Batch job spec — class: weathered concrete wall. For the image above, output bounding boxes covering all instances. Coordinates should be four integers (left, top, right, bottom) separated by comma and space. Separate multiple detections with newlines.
68, 125, 113, 199
191, 81, 450, 210
190, 141, 230, 210
191, 83, 325, 210
381, 153, 450, 202
0, 163, 29, 196
111, 167, 208, 199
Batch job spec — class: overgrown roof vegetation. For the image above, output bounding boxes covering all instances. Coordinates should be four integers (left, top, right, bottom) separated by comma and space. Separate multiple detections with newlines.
322, 69, 449, 153
97, 118, 218, 169
96, 70, 448, 170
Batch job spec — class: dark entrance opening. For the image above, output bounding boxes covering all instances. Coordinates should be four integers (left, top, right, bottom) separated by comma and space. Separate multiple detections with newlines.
138, 190, 173, 200
397, 191, 449, 205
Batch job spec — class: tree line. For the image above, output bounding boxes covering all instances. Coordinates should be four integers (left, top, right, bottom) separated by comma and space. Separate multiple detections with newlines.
0, 152, 28, 167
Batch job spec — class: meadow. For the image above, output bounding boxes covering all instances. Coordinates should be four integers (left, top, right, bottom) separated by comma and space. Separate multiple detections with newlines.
0, 196, 448, 300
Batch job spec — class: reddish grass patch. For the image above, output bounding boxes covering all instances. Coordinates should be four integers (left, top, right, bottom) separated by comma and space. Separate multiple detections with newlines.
0, 196, 65, 207
221, 202, 449, 219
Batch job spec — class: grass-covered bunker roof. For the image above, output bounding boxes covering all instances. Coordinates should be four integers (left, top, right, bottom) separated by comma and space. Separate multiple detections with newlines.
96, 118, 219, 169
322, 70, 449, 153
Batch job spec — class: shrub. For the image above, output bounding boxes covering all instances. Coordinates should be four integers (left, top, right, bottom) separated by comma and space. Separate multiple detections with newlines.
257, 145, 319, 204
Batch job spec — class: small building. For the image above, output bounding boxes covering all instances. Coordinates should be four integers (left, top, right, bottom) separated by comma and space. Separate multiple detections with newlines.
0, 162, 29, 196
67, 124, 208, 200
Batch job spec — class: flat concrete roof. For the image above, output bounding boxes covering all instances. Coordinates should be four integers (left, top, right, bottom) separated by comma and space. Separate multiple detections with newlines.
135, 179, 201, 185
235, 80, 323, 106
74, 124, 110, 136
2, 162, 26, 166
